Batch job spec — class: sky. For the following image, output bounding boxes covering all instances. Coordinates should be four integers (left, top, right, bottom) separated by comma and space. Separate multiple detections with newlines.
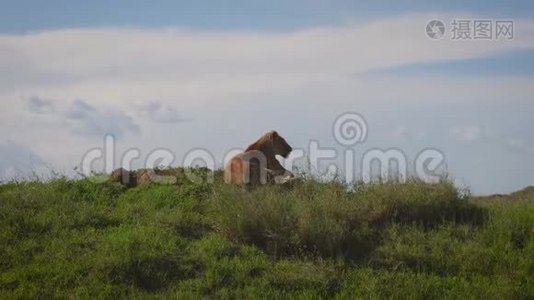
1, 0, 533, 194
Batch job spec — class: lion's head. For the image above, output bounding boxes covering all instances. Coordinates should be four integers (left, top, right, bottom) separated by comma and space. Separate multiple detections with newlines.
245, 130, 293, 158
268, 130, 292, 158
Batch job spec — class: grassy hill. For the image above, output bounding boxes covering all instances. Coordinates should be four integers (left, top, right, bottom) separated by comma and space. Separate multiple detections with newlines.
1, 170, 533, 298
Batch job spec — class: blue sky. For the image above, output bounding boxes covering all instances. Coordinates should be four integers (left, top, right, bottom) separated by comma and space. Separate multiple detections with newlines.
0, 1, 533, 194
368, 50, 534, 76
2, 0, 534, 33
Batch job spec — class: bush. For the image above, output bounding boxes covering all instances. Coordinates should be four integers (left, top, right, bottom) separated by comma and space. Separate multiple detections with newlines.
211, 180, 486, 260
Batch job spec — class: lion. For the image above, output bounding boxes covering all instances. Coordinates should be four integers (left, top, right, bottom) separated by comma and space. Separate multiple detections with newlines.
225, 130, 294, 186
109, 168, 190, 186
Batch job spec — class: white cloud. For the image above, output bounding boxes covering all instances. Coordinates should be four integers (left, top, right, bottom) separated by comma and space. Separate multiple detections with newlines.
506, 138, 526, 149
392, 126, 409, 140
27, 96, 55, 114
63, 100, 140, 138
0, 141, 47, 180
1, 14, 533, 94
504, 137, 534, 154
450, 125, 482, 142
389, 125, 428, 142
136, 101, 190, 123
26, 97, 140, 139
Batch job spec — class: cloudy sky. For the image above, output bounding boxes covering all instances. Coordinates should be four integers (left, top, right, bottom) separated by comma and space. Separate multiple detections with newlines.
1, 0, 533, 194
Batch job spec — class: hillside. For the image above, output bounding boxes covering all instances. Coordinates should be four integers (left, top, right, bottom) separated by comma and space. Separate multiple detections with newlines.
0, 170, 533, 298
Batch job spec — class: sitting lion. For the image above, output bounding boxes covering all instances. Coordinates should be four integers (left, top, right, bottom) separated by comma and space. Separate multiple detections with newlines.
225, 130, 294, 185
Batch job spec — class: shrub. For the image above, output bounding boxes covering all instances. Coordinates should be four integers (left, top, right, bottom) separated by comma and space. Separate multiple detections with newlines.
210, 179, 485, 260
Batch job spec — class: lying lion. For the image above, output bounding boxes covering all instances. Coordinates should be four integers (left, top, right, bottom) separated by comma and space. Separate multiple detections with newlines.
225, 130, 294, 186
109, 168, 176, 187
110, 167, 212, 187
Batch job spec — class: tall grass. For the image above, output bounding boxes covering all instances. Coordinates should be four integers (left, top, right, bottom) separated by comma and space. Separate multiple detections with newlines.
211, 179, 484, 259
0, 171, 533, 298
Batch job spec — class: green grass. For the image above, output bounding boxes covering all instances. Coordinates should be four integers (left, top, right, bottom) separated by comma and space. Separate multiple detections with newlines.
0, 170, 533, 298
